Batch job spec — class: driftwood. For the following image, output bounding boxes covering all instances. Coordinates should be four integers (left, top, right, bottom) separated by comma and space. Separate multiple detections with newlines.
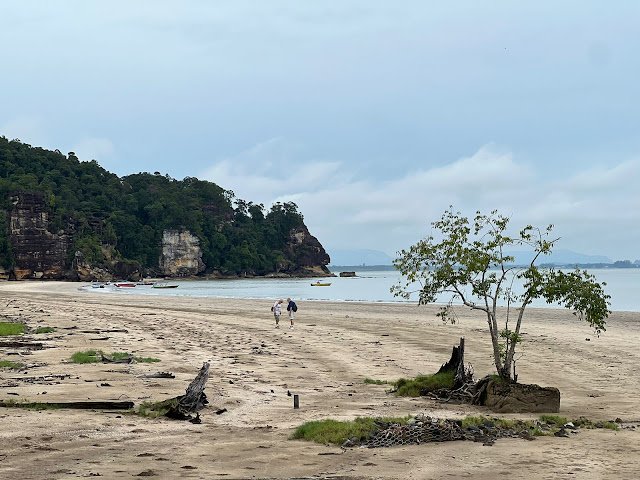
99, 353, 133, 364
0, 400, 134, 410
167, 362, 210, 419
142, 362, 210, 420
0, 340, 45, 350
142, 372, 175, 379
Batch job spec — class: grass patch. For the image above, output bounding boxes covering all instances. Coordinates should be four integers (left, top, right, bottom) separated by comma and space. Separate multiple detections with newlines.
291, 416, 411, 445
572, 416, 619, 430
71, 350, 101, 364
0, 322, 25, 336
393, 370, 455, 397
539, 414, 569, 426
0, 400, 60, 411
137, 398, 179, 418
70, 350, 160, 364
0, 360, 25, 370
363, 378, 389, 385
135, 356, 160, 363
34, 326, 55, 334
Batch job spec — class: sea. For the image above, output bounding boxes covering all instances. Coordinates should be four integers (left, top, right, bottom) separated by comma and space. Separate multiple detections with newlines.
83, 268, 640, 312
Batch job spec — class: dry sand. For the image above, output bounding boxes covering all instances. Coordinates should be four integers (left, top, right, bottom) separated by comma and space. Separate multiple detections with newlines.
0, 281, 638, 479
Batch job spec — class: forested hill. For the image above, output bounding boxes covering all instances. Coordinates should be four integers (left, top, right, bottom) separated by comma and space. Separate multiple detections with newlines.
0, 136, 330, 280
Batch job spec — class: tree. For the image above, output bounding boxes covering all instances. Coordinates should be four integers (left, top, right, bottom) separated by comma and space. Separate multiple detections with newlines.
391, 207, 610, 381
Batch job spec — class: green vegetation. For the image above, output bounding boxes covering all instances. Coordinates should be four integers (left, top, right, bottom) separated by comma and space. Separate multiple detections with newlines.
0, 322, 25, 336
393, 370, 455, 397
34, 326, 55, 334
0, 137, 311, 275
539, 414, 569, 426
137, 398, 180, 418
70, 350, 101, 363
291, 417, 411, 445
70, 350, 160, 364
0, 400, 60, 410
0, 360, 25, 369
392, 207, 611, 381
363, 378, 389, 385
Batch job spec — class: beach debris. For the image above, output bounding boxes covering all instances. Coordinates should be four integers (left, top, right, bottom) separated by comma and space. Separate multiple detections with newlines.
0, 400, 134, 410
99, 353, 134, 364
0, 340, 46, 350
215, 408, 227, 415
142, 372, 175, 379
294, 394, 300, 409
139, 362, 210, 421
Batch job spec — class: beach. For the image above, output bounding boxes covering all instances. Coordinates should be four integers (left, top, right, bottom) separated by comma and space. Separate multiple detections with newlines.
0, 281, 639, 479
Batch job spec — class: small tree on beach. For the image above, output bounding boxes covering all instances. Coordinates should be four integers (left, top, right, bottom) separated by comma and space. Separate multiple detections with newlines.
391, 207, 611, 381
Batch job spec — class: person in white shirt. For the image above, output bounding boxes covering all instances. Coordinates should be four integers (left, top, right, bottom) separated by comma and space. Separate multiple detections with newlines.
272, 299, 283, 328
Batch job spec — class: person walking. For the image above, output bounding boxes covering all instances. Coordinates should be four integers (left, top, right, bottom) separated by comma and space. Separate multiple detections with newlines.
286, 297, 297, 329
272, 299, 283, 328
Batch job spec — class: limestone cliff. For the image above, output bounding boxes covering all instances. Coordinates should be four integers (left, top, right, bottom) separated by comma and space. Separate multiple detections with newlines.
281, 225, 331, 276
9, 192, 70, 279
159, 229, 205, 277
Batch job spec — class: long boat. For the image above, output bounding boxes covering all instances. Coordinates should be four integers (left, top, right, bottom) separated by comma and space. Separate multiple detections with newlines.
152, 282, 179, 289
311, 281, 332, 286
114, 282, 136, 288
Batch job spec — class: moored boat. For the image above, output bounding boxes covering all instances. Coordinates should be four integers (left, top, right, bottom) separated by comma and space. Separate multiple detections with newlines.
311, 281, 332, 286
114, 282, 136, 288
152, 282, 179, 289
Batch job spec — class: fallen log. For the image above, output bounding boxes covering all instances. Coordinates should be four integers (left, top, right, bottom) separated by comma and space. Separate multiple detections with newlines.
0, 400, 134, 410
100, 353, 133, 364
142, 372, 175, 379
0, 340, 45, 350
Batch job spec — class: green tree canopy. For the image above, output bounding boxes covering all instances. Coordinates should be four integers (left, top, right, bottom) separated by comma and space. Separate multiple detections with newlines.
392, 207, 611, 381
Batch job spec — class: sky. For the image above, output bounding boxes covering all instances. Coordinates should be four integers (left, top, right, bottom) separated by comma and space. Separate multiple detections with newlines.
1, 1, 639, 260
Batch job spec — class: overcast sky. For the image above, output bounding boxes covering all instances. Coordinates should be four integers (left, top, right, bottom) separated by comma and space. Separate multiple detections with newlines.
1, 1, 639, 260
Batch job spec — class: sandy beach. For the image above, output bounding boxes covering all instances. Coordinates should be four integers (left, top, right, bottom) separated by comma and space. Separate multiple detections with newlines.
0, 281, 638, 479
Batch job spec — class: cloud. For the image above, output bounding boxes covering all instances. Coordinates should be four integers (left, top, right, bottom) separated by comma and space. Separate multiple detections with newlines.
71, 137, 115, 161
199, 139, 640, 260
0, 115, 47, 145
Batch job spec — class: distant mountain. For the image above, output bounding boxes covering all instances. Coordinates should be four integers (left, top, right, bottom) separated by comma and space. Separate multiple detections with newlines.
508, 249, 611, 265
328, 248, 393, 266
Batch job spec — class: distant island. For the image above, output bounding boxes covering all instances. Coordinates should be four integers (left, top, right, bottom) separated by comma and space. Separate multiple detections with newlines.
328, 249, 639, 270
0, 137, 331, 281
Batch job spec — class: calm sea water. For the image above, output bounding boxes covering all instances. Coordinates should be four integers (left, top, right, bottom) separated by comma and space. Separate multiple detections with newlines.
84, 268, 640, 312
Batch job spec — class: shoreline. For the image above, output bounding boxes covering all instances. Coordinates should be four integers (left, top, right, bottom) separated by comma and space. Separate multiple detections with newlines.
0, 282, 639, 478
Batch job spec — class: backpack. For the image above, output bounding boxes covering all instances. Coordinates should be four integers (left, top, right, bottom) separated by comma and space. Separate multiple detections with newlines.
292, 302, 297, 312
270, 306, 274, 312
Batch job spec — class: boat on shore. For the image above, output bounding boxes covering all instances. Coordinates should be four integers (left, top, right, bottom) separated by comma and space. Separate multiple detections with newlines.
311, 281, 332, 286
152, 282, 179, 289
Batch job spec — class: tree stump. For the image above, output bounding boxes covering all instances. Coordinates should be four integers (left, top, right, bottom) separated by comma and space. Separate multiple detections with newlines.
437, 337, 472, 389
165, 362, 210, 419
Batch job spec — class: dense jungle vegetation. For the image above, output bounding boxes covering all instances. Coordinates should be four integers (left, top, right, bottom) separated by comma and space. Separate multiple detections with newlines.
0, 136, 308, 275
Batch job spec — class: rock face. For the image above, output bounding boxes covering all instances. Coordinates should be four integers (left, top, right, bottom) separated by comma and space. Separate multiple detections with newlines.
482, 379, 561, 413
282, 225, 331, 276
9, 192, 70, 279
160, 229, 205, 277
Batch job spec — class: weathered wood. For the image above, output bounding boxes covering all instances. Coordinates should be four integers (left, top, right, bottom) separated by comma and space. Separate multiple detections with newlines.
0, 340, 45, 350
0, 400, 134, 410
142, 372, 175, 379
437, 337, 473, 390
99, 353, 133, 364
165, 362, 210, 419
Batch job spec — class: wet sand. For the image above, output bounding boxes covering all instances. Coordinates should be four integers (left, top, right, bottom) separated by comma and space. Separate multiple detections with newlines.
0, 281, 638, 479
